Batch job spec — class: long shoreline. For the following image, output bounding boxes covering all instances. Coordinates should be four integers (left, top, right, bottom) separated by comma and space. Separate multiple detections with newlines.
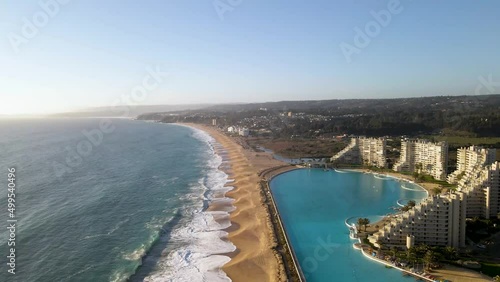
180, 123, 289, 282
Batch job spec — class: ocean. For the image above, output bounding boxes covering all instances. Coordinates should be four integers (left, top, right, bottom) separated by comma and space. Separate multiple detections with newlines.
270, 169, 428, 282
0, 118, 235, 282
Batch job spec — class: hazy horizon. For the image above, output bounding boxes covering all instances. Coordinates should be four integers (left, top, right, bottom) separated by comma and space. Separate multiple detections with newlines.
3, 93, 500, 117
2, 0, 500, 115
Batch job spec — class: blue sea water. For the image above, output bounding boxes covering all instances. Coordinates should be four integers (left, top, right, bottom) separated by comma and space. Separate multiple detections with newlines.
0, 118, 234, 282
270, 169, 428, 282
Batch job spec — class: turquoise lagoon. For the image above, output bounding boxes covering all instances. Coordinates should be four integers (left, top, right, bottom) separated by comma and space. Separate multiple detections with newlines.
270, 169, 428, 282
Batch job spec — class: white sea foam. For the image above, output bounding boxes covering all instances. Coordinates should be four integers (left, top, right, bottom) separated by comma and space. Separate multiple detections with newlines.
373, 174, 390, 180
400, 185, 427, 192
144, 125, 235, 282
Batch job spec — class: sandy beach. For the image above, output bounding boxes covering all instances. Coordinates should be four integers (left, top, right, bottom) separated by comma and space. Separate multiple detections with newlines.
184, 123, 288, 282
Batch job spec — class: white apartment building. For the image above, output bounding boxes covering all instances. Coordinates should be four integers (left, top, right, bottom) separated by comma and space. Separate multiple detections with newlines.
369, 192, 466, 249
238, 127, 249, 137
393, 139, 448, 180
330, 137, 386, 168
448, 146, 496, 184
457, 161, 500, 219
360, 138, 387, 168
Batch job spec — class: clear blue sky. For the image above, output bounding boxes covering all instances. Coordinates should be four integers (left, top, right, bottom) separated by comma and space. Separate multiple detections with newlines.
1, 0, 499, 114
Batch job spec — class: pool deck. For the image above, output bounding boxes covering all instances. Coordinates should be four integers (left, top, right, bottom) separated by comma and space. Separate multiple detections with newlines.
352, 242, 435, 282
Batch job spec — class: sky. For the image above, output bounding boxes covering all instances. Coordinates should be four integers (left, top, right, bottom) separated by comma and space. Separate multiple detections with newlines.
1, 0, 500, 115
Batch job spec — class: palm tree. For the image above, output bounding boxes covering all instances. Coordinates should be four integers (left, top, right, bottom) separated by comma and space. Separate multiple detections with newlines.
417, 244, 429, 254
412, 171, 419, 181
407, 200, 416, 208
423, 250, 436, 271
406, 247, 417, 267
390, 246, 397, 258
357, 218, 364, 231
363, 218, 370, 231
416, 163, 423, 173
444, 246, 457, 260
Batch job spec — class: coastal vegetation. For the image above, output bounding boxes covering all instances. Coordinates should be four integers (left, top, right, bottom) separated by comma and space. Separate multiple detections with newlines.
374, 243, 500, 277
357, 218, 370, 232
410, 172, 457, 189
400, 200, 416, 212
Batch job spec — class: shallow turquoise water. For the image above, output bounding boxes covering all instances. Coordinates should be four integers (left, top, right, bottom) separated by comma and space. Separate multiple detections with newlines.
270, 169, 427, 282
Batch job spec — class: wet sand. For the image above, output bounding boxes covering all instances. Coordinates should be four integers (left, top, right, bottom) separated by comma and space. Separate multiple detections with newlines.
183, 123, 287, 282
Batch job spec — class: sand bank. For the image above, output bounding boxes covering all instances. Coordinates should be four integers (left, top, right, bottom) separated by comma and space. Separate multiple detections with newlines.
183, 124, 288, 282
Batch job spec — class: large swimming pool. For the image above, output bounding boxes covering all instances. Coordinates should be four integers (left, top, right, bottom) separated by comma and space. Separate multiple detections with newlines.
270, 169, 427, 282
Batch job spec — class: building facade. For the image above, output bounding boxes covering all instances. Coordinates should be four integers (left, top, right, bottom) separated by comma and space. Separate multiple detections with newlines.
369, 193, 466, 249
457, 161, 500, 219
448, 146, 496, 184
238, 127, 249, 137
331, 137, 386, 168
393, 139, 448, 180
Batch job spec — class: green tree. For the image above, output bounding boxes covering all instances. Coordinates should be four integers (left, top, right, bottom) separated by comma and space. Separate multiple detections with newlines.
417, 174, 425, 182
412, 171, 419, 180
407, 200, 416, 208
416, 163, 423, 173
416, 244, 429, 254
406, 247, 417, 265
363, 218, 370, 231
390, 246, 398, 258
357, 218, 364, 231
444, 246, 458, 260
423, 250, 436, 270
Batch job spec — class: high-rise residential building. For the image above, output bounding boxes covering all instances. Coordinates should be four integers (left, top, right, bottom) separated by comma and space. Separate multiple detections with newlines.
457, 161, 500, 219
393, 139, 448, 180
369, 192, 466, 249
359, 138, 387, 168
447, 146, 496, 184
330, 137, 386, 168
